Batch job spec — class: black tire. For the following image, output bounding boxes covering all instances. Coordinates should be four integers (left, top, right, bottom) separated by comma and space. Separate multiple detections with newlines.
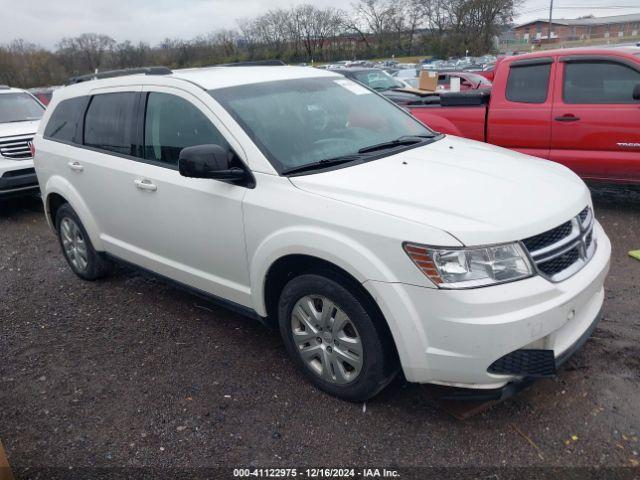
278, 273, 398, 402
55, 203, 110, 280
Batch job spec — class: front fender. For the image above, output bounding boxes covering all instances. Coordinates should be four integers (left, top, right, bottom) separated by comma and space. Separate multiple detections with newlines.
44, 175, 104, 251
249, 226, 398, 317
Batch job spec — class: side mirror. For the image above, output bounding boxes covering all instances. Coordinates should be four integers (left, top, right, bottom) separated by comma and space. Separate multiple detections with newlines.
633, 84, 640, 101
179, 144, 246, 182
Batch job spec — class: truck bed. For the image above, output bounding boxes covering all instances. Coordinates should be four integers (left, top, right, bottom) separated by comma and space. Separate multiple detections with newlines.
408, 91, 489, 142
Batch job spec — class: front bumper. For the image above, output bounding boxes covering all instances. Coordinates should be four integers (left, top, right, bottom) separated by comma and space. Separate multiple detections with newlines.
0, 159, 38, 197
363, 221, 611, 389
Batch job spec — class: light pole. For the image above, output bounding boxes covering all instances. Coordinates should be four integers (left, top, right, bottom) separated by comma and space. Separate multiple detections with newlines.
548, 0, 554, 41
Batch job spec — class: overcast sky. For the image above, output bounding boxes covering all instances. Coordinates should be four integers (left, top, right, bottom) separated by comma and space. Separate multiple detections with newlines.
0, 0, 638, 48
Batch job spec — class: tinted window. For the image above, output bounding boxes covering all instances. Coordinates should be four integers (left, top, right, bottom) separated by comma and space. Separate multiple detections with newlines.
0, 92, 44, 123
563, 61, 640, 104
350, 70, 404, 91
506, 63, 551, 103
144, 92, 227, 166
44, 97, 87, 143
84, 92, 139, 156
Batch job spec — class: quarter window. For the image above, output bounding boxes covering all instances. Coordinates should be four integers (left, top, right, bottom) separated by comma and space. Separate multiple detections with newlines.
144, 92, 227, 166
43, 96, 87, 144
563, 61, 640, 104
84, 92, 139, 156
506, 63, 551, 103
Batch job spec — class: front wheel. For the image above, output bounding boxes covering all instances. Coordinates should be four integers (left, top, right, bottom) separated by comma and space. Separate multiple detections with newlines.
278, 273, 397, 402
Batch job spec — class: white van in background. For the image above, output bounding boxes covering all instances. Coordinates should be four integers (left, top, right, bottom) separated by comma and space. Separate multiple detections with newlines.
0, 85, 44, 198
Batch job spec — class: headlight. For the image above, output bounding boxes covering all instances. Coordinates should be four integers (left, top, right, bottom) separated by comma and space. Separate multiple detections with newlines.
403, 242, 533, 289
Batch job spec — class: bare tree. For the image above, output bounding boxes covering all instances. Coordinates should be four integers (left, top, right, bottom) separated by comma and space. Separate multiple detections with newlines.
56, 33, 116, 73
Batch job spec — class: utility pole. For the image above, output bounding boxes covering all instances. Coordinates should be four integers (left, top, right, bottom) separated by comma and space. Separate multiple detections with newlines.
548, 0, 554, 41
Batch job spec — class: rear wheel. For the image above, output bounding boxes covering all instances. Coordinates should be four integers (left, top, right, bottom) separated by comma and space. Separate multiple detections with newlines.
278, 273, 397, 401
55, 203, 110, 280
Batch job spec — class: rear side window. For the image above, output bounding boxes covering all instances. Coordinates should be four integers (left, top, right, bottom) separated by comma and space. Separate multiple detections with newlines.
84, 92, 139, 156
506, 63, 551, 103
44, 97, 87, 144
563, 61, 640, 104
143, 92, 228, 166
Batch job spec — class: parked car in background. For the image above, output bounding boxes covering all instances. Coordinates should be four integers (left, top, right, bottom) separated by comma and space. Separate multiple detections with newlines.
410, 47, 640, 184
35, 65, 609, 402
331, 67, 424, 105
402, 71, 492, 91
28, 86, 62, 106
0, 85, 44, 198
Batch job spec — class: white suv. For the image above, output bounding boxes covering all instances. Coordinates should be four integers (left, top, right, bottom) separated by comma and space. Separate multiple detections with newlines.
34, 66, 611, 401
0, 85, 45, 198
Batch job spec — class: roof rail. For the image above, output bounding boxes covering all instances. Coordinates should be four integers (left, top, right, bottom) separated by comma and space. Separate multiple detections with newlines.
219, 60, 286, 67
68, 66, 173, 85
0, 85, 10, 90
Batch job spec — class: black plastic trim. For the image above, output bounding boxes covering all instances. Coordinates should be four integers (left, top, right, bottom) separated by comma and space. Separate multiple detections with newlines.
0, 172, 39, 193
437, 307, 603, 402
103, 253, 267, 325
510, 57, 553, 68
559, 55, 640, 72
68, 66, 172, 85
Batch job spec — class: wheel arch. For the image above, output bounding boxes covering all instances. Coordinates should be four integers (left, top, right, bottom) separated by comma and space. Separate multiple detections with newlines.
262, 253, 400, 364
44, 176, 104, 250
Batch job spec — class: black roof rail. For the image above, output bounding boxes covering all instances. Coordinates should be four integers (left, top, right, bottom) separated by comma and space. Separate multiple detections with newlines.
68, 66, 173, 85
219, 60, 286, 67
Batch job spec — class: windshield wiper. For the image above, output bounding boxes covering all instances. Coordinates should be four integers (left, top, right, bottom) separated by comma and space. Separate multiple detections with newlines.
357, 135, 435, 154
6, 118, 40, 123
282, 155, 366, 175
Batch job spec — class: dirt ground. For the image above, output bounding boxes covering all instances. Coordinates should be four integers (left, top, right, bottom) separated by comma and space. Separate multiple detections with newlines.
1, 186, 639, 478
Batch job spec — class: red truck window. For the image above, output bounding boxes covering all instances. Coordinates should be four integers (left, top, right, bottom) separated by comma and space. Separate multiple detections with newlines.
563, 61, 640, 104
506, 62, 551, 104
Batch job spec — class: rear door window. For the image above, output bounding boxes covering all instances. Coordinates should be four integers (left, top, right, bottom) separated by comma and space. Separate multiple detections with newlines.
563, 61, 640, 104
506, 62, 552, 103
84, 92, 139, 156
44, 96, 87, 144
143, 92, 228, 167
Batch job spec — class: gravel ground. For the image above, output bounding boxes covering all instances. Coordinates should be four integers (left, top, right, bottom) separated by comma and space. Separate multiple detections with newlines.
1, 186, 639, 477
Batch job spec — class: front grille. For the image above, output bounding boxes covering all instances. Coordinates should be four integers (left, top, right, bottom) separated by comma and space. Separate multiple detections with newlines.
522, 206, 596, 282
488, 349, 556, 377
0, 134, 34, 159
2, 167, 35, 178
522, 221, 572, 252
537, 247, 580, 277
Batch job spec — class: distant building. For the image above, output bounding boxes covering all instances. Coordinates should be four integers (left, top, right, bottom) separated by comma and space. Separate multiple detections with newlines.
513, 12, 640, 43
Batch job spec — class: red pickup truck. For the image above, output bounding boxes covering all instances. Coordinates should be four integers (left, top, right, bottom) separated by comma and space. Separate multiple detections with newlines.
410, 47, 640, 183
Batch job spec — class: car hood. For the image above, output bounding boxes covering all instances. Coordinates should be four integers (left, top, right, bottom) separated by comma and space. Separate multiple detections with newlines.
289, 136, 591, 246
0, 120, 39, 138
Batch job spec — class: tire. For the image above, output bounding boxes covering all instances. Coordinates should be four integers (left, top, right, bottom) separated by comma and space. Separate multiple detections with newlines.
278, 273, 398, 402
55, 203, 110, 280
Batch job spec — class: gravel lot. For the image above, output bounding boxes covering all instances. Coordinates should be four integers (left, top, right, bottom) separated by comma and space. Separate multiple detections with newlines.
1, 187, 639, 477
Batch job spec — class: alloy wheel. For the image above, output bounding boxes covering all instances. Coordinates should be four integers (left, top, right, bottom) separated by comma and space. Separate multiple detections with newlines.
60, 217, 89, 273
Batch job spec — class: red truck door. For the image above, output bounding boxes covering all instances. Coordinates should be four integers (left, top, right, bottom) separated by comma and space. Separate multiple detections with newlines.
550, 56, 640, 182
486, 57, 555, 159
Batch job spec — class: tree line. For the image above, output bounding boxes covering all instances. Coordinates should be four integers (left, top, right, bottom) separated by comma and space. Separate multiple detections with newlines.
0, 0, 518, 89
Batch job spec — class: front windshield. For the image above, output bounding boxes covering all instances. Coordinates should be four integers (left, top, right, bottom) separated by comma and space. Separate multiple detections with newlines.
350, 70, 405, 91
0, 93, 44, 123
210, 76, 435, 173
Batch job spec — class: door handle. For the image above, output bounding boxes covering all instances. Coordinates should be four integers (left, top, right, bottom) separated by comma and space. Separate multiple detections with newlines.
67, 161, 84, 172
554, 114, 580, 122
134, 178, 157, 192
